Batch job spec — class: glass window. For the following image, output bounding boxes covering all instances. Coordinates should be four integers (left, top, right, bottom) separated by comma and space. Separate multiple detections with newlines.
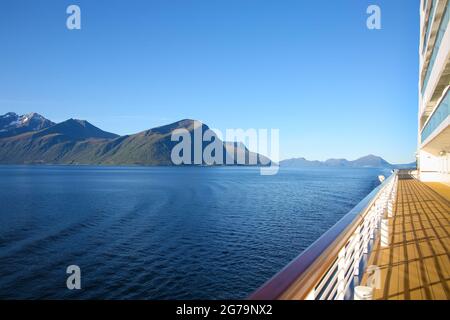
421, 90, 450, 143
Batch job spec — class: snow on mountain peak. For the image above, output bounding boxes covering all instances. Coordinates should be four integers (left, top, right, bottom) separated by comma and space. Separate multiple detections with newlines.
1, 112, 18, 119
0, 112, 55, 138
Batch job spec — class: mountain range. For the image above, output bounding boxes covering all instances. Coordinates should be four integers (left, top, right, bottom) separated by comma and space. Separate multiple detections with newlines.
0, 112, 55, 138
0, 112, 269, 165
0, 112, 415, 168
280, 155, 416, 169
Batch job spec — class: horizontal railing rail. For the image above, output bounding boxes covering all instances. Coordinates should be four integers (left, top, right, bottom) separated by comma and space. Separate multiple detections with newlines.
249, 170, 398, 300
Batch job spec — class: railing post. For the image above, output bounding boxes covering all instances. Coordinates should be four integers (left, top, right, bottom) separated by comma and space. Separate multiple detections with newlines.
353, 226, 363, 289
354, 226, 361, 277
375, 199, 383, 228
370, 205, 380, 261
336, 247, 346, 300
364, 214, 371, 253
387, 199, 393, 218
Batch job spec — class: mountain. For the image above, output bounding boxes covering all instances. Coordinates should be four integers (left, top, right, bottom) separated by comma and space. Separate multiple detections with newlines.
324, 158, 350, 167
350, 154, 390, 168
0, 112, 55, 138
0, 111, 413, 169
0, 118, 119, 164
280, 154, 415, 169
280, 157, 323, 167
392, 162, 417, 169
0, 116, 270, 166
223, 141, 271, 166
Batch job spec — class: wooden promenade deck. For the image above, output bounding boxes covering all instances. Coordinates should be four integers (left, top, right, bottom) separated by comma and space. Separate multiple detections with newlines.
362, 174, 450, 299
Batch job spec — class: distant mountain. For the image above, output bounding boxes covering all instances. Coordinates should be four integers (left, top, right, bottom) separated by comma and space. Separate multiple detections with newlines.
0, 115, 270, 166
0, 112, 55, 138
392, 162, 417, 169
350, 154, 391, 168
324, 158, 350, 167
280, 154, 415, 169
280, 157, 323, 167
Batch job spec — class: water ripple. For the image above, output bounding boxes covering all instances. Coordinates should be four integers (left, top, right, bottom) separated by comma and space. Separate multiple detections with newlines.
0, 166, 387, 299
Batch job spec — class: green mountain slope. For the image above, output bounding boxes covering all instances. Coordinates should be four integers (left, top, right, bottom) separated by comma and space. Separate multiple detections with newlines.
0, 117, 270, 166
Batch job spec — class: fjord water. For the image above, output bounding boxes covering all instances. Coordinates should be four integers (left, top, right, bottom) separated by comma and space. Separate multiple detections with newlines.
0, 166, 388, 299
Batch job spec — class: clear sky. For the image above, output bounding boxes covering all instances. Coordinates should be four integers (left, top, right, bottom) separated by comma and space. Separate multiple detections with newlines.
0, 0, 419, 163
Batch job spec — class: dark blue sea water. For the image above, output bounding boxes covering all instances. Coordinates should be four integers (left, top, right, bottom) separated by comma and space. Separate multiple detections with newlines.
0, 166, 388, 299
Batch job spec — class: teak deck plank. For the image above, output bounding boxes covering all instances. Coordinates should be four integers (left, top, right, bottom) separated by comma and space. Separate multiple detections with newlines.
362, 176, 450, 300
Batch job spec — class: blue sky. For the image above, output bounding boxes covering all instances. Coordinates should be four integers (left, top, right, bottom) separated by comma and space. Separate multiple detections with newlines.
0, 0, 419, 163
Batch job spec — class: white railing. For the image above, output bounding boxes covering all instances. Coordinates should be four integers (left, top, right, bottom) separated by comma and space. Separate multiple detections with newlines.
250, 171, 399, 300
309, 172, 397, 300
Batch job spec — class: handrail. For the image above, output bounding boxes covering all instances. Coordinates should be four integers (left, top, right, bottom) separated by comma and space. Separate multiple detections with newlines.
249, 170, 398, 300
